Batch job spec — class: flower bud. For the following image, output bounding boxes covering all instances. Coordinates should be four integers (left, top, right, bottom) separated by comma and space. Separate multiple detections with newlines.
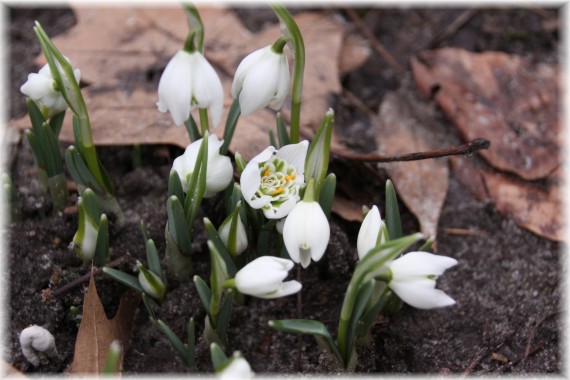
357, 205, 388, 260
218, 352, 254, 380
137, 261, 166, 301
172, 134, 233, 197
218, 205, 248, 256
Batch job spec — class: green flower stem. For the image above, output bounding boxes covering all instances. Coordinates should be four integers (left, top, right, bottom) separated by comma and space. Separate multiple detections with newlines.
222, 278, 236, 290
199, 108, 210, 135
302, 178, 316, 202
271, 3, 305, 144
183, 3, 204, 53
271, 37, 287, 53
336, 233, 422, 365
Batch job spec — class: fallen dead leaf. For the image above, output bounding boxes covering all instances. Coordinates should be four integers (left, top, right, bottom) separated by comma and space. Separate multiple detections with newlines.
11, 6, 347, 161
70, 270, 140, 374
450, 156, 563, 242
374, 91, 449, 239
331, 195, 365, 222
411, 47, 560, 181
339, 31, 371, 74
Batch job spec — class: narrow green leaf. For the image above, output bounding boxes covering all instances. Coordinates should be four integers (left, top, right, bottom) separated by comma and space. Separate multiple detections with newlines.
167, 195, 191, 255
357, 285, 391, 338
184, 134, 208, 228
26, 98, 46, 129
102, 340, 122, 375
305, 108, 334, 193
203, 218, 237, 277
276, 113, 290, 147
157, 319, 189, 367
65, 146, 104, 194
102, 267, 145, 293
419, 236, 434, 252
184, 115, 201, 142
49, 110, 65, 137
145, 239, 162, 278
269, 129, 277, 148
93, 214, 109, 266
220, 98, 241, 155
142, 293, 158, 320
209, 240, 229, 318
216, 290, 233, 347
345, 280, 375, 362
193, 275, 212, 316
318, 173, 336, 220
210, 343, 228, 372
385, 179, 403, 239
187, 318, 196, 370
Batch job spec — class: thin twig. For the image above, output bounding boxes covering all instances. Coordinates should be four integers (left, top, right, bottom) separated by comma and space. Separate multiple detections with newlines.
440, 227, 489, 237
345, 9, 404, 73
51, 254, 133, 297
525, 311, 559, 359
332, 138, 490, 163
426, 9, 478, 49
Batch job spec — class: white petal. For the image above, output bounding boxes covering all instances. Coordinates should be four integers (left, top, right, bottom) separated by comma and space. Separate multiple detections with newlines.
219, 357, 253, 380
357, 205, 382, 260
269, 54, 290, 110
190, 52, 224, 128
260, 280, 302, 299
240, 146, 276, 207
238, 52, 281, 115
275, 140, 309, 175
262, 194, 299, 219
231, 47, 267, 98
390, 251, 458, 278
157, 50, 193, 126
283, 201, 330, 267
20, 73, 54, 100
389, 280, 456, 309
235, 256, 293, 296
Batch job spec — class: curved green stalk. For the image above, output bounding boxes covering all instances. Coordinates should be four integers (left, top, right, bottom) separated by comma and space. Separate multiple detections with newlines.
271, 3, 305, 144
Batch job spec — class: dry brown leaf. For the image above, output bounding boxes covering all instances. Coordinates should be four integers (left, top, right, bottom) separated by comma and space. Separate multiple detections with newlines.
70, 270, 140, 374
450, 156, 563, 242
11, 7, 345, 161
411, 48, 560, 181
331, 195, 364, 222
374, 92, 449, 239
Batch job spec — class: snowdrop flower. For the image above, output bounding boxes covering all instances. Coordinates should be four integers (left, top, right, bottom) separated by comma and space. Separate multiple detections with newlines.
231, 42, 290, 116
219, 213, 248, 256
157, 50, 223, 128
240, 141, 308, 219
357, 205, 387, 260
283, 200, 330, 268
20, 61, 80, 119
19, 325, 58, 367
136, 261, 165, 301
388, 251, 458, 309
235, 256, 301, 299
172, 134, 233, 197
218, 353, 254, 380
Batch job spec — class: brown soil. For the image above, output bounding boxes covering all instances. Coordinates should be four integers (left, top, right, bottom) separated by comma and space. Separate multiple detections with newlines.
5, 6, 562, 375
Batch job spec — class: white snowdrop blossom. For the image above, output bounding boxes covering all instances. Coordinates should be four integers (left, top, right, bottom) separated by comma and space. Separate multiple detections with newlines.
231, 45, 290, 116
20, 61, 81, 118
235, 256, 301, 299
357, 205, 387, 260
136, 261, 165, 301
219, 354, 254, 380
219, 215, 248, 256
388, 251, 458, 309
240, 141, 308, 219
157, 50, 223, 128
172, 134, 233, 197
19, 325, 58, 367
283, 200, 330, 268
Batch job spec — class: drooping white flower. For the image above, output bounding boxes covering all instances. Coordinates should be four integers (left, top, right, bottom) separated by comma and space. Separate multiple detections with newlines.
19, 325, 58, 367
172, 134, 233, 197
218, 353, 254, 380
157, 50, 223, 128
283, 200, 330, 268
388, 251, 458, 309
231, 45, 290, 116
235, 256, 301, 299
20, 61, 81, 119
357, 205, 387, 260
240, 141, 308, 219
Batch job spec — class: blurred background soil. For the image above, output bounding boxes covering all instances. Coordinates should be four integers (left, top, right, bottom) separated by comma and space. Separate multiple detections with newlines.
4, 5, 562, 375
